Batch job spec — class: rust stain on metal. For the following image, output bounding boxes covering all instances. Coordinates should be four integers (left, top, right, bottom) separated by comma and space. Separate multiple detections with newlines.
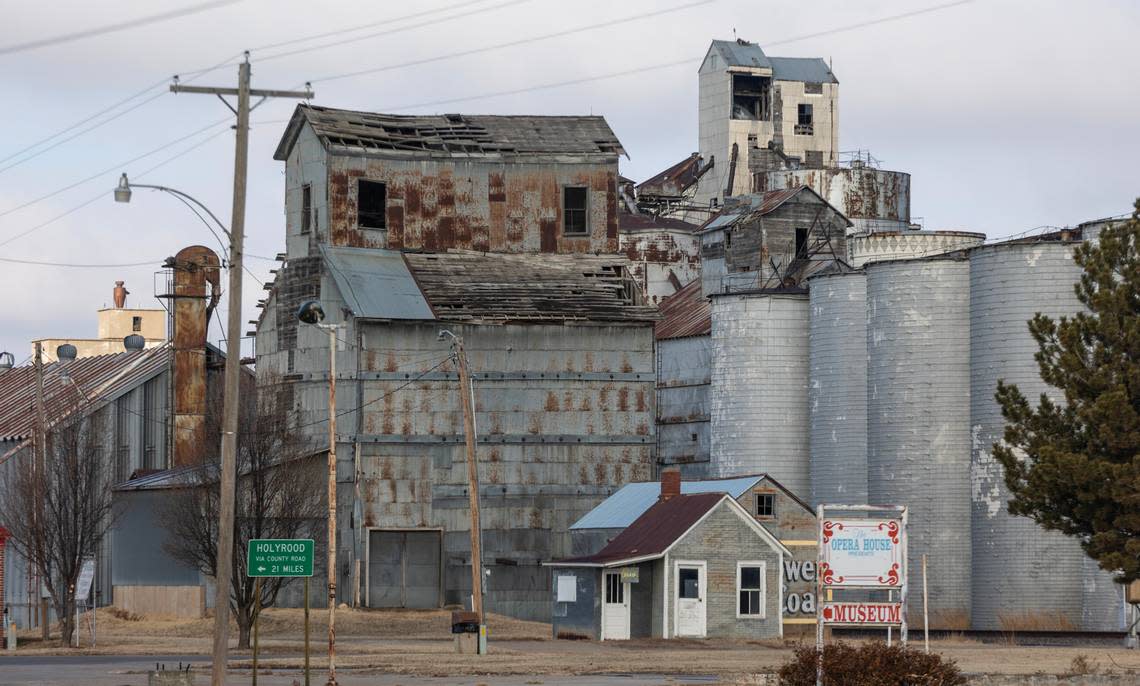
540, 219, 557, 253
544, 392, 559, 412
488, 172, 506, 202
617, 388, 629, 412
635, 389, 647, 412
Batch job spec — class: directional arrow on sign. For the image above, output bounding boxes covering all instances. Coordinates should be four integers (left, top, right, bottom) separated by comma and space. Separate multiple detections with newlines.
257, 566, 266, 572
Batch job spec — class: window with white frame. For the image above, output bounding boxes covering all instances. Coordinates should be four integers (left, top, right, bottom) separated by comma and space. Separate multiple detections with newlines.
737, 561, 766, 617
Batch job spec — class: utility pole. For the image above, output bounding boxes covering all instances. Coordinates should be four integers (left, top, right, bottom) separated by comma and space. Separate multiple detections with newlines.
170, 54, 312, 686
442, 331, 486, 654
33, 341, 47, 640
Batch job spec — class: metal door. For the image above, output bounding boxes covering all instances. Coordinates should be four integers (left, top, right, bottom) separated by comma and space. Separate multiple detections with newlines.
674, 561, 706, 637
601, 571, 630, 640
367, 530, 441, 609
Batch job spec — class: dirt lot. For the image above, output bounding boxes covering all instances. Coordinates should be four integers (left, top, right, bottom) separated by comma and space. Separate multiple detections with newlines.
8, 607, 1140, 681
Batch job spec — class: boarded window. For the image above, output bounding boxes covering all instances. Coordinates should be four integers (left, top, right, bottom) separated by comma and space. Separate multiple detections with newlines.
131, 316, 142, 332
795, 228, 809, 259
358, 180, 387, 230
301, 184, 312, 234
755, 493, 775, 518
563, 186, 588, 235
804, 150, 824, 168
738, 563, 765, 616
796, 104, 814, 135
804, 82, 823, 95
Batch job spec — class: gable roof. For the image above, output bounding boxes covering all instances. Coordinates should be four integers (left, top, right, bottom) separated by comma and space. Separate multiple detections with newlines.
636, 153, 708, 198
707, 40, 838, 84
552, 492, 791, 567
275, 105, 626, 161
569, 473, 813, 531
698, 186, 852, 235
0, 346, 169, 444
655, 279, 710, 340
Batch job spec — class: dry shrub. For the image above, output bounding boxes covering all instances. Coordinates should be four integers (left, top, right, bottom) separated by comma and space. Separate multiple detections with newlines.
997, 611, 1077, 632
1062, 654, 1098, 677
778, 642, 966, 686
108, 607, 141, 622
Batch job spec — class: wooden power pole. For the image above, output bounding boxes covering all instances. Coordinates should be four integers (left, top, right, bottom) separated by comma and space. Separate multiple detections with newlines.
445, 332, 487, 654
169, 54, 312, 686
33, 341, 47, 640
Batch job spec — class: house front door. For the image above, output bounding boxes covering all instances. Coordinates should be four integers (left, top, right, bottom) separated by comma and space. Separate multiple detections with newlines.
602, 571, 630, 640
674, 561, 706, 637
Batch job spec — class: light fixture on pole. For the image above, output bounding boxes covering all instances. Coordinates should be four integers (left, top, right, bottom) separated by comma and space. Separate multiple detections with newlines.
113, 173, 231, 257
297, 299, 340, 686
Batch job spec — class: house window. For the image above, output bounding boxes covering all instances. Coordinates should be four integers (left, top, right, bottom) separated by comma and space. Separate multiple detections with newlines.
755, 493, 775, 518
731, 74, 770, 121
678, 567, 700, 599
796, 104, 814, 135
563, 186, 588, 235
131, 316, 142, 332
358, 180, 387, 230
737, 562, 766, 617
301, 184, 312, 234
795, 228, 809, 259
804, 82, 823, 95
605, 571, 624, 604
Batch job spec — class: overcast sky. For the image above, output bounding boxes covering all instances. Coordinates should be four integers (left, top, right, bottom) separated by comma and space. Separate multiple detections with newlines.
1, 0, 1137, 362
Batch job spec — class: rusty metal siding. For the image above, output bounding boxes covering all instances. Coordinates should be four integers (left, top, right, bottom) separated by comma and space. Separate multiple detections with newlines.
968, 241, 1123, 631
325, 155, 618, 255
709, 293, 810, 494
808, 270, 867, 506
760, 166, 910, 226
619, 229, 700, 305
866, 256, 971, 628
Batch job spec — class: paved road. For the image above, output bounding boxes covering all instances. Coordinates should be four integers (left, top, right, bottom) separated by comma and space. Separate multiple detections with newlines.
0, 654, 722, 686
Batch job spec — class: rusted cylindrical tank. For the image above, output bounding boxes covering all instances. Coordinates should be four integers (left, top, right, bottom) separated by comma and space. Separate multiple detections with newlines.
760, 165, 910, 235
170, 245, 221, 466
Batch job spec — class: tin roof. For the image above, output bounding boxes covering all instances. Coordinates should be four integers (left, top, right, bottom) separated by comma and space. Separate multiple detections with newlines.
570, 476, 763, 530
654, 279, 710, 340
636, 153, 706, 198
0, 346, 169, 444
275, 105, 626, 161
113, 463, 208, 491
403, 251, 659, 324
559, 492, 726, 565
698, 186, 852, 235
707, 40, 838, 84
321, 245, 435, 321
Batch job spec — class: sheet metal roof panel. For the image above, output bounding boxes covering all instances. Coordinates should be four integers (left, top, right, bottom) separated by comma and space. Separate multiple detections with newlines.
320, 245, 435, 321
0, 346, 169, 443
570, 476, 764, 530
769, 57, 839, 84
655, 279, 711, 340
710, 40, 773, 70
276, 105, 626, 161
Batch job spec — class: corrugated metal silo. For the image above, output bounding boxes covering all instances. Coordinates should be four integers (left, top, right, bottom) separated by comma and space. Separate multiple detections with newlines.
808, 270, 867, 505
969, 239, 1123, 631
709, 292, 811, 495
866, 255, 972, 628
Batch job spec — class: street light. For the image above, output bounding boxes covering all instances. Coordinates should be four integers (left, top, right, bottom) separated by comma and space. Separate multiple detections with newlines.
114, 173, 231, 257
297, 299, 340, 686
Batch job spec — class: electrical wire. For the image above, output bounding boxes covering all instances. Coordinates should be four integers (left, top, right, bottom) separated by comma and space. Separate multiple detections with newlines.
304, 0, 712, 86
0, 0, 245, 56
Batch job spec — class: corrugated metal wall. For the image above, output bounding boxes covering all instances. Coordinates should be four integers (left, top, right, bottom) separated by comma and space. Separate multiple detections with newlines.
657, 335, 711, 478
866, 256, 971, 628
709, 293, 810, 494
969, 241, 1123, 631
808, 271, 867, 506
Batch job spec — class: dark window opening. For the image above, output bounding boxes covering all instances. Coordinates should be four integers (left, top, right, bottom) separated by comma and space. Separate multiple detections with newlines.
605, 573, 624, 603
755, 493, 775, 518
563, 186, 588, 235
796, 104, 814, 135
804, 150, 824, 168
358, 180, 387, 230
691, 432, 698, 442
732, 74, 771, 120
739, 565, 763, 616
301, 183, 312, 234
131, 316, 142, 332
725, 230, 732, 249
115, 397, 130, 482
795, 228, 809, 259
804, 82, 823, 95
678, 567, 700, 599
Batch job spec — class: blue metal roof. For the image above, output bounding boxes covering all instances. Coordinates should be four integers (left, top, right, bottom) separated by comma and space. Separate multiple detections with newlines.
710, 39, 772, 70
768, 57, 838, 84
570, 475, 766, 530
320, 245, 435, 321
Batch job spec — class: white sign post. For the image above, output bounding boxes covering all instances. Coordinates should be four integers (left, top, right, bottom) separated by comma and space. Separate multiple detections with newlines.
74, 557, 96, 648
815, 505, 907, 686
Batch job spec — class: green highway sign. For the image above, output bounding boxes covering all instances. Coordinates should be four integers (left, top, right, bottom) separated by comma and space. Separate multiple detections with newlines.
247, 539, 314, 578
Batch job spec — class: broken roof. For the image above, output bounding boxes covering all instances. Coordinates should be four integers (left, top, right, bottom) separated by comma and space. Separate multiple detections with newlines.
636, 153, 707, 198
403, 251, 658, 325
275, 105, 627, 161
707, 39, 838, 84
655, 279, 710, 340
698, 186, 852, 234
0, 346, 168, 445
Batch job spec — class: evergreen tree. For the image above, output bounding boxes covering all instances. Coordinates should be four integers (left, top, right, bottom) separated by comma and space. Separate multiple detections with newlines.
996, 199, 1140, 582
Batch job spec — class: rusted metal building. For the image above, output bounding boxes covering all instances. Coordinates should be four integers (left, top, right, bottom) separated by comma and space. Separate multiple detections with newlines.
259, 108, 658, 621
618, 213, 701, 305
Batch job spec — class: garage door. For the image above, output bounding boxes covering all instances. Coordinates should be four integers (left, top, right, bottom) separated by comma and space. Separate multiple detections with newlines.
368, 530, 441, 609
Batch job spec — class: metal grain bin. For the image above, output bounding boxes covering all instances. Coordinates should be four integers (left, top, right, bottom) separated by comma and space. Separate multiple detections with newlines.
807, 270, 867, 506
866, 255, 971, 628
969, 239, 1123, 631
709, 292, 810, 495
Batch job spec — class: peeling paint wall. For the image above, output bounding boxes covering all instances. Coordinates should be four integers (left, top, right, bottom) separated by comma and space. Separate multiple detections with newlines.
866, 256, 971, 628
620, 229, 700, 305
969, 241, 1122, 631
848, 231, 985, 268
759, 166, 910, 229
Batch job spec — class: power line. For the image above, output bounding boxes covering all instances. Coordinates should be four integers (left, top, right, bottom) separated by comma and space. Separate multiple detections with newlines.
0, 257, 161, 268
305, 0, 713, 85
0, 0, 245, 56
764, 0, 975, 48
